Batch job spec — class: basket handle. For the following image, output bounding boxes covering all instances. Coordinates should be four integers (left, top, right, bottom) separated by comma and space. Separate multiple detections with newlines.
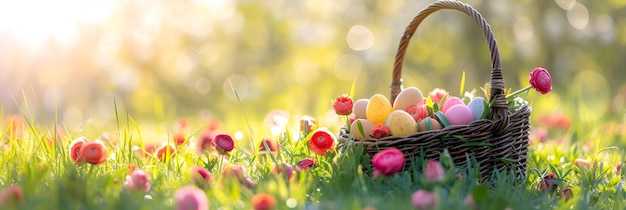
391, 0, 509, 132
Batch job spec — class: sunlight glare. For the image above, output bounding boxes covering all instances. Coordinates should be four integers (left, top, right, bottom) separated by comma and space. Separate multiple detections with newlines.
0, 0, 115, 48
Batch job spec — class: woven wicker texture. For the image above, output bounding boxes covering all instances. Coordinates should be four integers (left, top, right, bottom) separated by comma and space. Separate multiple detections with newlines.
341, 0, 531, 181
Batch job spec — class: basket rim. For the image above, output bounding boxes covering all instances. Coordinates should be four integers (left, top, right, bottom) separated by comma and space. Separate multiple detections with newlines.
390, 0, 510, 134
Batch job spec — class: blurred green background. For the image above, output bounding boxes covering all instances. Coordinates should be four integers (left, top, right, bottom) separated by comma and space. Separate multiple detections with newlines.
0, 0, 625, 135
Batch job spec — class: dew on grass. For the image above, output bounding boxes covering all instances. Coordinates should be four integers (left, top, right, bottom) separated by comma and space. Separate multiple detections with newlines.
144, 195, 152, 200
132, 145, 140, 151
286, 198, 297, 208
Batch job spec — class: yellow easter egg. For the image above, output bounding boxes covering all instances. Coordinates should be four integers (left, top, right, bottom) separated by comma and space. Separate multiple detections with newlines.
388, 110, 418, 136
350, 119, 375, 139
393, 87, 424, 110
366, 94, 393, 124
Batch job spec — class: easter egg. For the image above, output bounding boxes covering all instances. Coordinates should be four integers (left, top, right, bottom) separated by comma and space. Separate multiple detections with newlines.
442, 97, 464, 114
467, 97, 487, 121
393, 87, 424, 110
444, 104, 474, 125
352, 99, 369, 119
366, 94, 393, 124
387, 110, 418, 136
417, 117, 443, 131
350, 119, 375, 139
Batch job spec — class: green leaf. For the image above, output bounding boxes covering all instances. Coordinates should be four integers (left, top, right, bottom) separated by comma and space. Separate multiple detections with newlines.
481, 100, 490, 119
357, 120, 365, 138
597, 146, 620, 154
472, 185, 489, 204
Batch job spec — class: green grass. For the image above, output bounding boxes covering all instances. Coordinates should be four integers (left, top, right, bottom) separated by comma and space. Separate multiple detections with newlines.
1, 96, 626, 210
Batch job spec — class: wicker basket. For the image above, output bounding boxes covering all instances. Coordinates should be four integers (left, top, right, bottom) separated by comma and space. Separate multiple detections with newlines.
339, 0, 531, 181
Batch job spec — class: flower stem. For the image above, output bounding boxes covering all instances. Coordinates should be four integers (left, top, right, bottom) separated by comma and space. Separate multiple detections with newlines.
506, 85, 532, 99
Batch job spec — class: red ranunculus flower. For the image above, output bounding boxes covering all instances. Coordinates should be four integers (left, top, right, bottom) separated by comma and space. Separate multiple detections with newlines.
79, 141, 107, 165
333, 94, 354, 115
529, 67, 552, 94
297, 158, 317, 171
212, 134, 235, 154
308, 129, 336, 156
173, 132, 186, 146
371, 148, 405, 178
258, 136, 279, 154
538, 173, 559, 192
371, 124, 390, 139
155, 143, 175, 161
252, 193, 276, 210
69, 137, 88, 163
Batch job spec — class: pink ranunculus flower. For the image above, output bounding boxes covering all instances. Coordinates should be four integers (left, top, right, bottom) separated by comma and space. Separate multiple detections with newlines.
0, 185, 23, 206
174, 185, 209, 210
559, 187, 573, 201
191, 166, 213, 189
425, 160, 445, 183
272, 163, 295, 180
371, 124, 390, 139
406, 104, 429, 122
333, 94, 354, 115
222, 166, 254, 189
212, 134, 235, 154
299, 116, 317, 134
429, 88, 448, 103
537, 173, 558, 192
574, 158, 591, 169
297, 158, 317, 171
124, 169, 151, 192
464, 194, 476, 209
371, 148, 405, 178
412, 190, 437, 210
529, 67, 552, 94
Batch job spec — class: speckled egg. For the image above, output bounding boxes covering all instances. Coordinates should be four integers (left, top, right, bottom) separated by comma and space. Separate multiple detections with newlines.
444, 104, 474, 125
393, 87, 424, 110
366, 94, 393, 124
350, 119, 375, 139
417, 117, 443, 131
387, 110, 418, 136
467, 97, 487, 121
442, 97, 464, 114
352, 99, 369, 119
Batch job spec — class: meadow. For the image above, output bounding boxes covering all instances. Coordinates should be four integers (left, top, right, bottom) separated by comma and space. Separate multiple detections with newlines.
2, 0, 626, 209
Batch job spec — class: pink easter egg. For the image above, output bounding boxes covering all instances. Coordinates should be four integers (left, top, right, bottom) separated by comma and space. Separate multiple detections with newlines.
442, 97, 464, 114
444, 104, 474, 125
